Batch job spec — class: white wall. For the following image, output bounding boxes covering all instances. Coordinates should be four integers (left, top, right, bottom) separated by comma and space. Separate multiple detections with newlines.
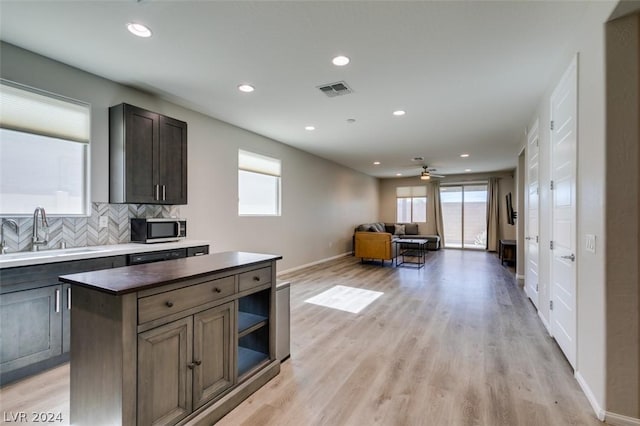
523, 0, 617, 418
0, 42, 379, 271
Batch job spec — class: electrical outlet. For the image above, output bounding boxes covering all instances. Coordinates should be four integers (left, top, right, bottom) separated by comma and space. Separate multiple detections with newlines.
99, 215, 108, 229
585, 234, 596, 253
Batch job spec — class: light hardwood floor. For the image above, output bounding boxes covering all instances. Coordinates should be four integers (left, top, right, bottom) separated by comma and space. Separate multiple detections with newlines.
0, 250, 601, 426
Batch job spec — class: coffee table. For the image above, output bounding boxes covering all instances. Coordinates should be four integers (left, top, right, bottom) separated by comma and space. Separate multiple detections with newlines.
394, 239, 427, 268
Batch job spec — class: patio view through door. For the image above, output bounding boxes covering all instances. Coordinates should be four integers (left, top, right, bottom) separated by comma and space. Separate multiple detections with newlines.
441, 184, 488, 249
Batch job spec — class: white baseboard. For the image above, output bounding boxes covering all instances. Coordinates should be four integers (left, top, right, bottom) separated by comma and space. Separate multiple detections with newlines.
277, 252, 351, 275
574, 371, 606, 421
605, 412, 640, 426
538, 310, 551, 334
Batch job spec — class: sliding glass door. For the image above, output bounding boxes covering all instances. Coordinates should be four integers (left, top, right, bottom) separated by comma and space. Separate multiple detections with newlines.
441, 184, 488, 249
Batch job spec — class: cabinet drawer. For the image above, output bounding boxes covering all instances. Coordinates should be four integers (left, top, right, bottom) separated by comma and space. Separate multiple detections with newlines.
238, 267, 271, 292
138, 276, 235, 324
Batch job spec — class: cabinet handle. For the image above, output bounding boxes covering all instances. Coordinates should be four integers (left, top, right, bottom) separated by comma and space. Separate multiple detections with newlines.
194, 252, 205, 256
187, 362, 195, 369
155, 184, 160, 201
194, 360, 202, 366
55, 289, 60, 313
67, 287, 72, 310
165, 301, 174, 308
162, 185, 166, 201
213, 287, 222, 293
253, 276, 260, 282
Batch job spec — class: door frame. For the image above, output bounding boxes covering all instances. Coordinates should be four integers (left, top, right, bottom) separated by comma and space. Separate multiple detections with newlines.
525, 119, 540, 308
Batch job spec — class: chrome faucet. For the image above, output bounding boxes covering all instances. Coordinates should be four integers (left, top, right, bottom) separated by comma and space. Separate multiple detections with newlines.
32, 207, 49, 251
1, 219, 19, 255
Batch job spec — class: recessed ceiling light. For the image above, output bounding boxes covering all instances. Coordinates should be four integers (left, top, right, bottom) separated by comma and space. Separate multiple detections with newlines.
396, 173, 403, 176
460, 154, 470, 158
373, 161, 381, 165
465, 169, 472, 172
127, 22, 152, 38
332, 55, 350, 66
305, 126, 315, 131
238, 84, 255, 93
393, 110, 406, 116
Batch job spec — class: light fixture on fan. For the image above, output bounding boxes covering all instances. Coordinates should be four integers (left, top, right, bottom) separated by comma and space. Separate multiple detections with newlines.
420, 167, 431, 180
420, 165, 445, 180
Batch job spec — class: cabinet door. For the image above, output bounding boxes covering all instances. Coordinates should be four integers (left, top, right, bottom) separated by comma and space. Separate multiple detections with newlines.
158, 115, 187, 204
124, 104, 160, 204
0, 286, 62, 373
192, 302, 235, 409
138, 317, 193, 426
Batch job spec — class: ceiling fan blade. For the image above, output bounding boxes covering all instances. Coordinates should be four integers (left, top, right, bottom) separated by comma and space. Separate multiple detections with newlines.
429, 173, 445, 178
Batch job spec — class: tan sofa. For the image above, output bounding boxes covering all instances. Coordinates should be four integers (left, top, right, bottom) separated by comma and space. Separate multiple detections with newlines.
354, 231, 397, 265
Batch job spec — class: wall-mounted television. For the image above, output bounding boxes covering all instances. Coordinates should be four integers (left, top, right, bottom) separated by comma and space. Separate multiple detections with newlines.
506, 192, 517, 225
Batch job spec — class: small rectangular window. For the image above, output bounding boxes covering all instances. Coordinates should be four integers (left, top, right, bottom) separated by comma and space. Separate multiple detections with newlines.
238, 150, 281, 216
0, 80, 91, 216
396, 186, 427, 223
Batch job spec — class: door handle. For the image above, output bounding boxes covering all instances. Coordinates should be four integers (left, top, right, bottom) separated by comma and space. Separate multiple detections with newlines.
525, 237, 532, 240
560, 254, 576, 262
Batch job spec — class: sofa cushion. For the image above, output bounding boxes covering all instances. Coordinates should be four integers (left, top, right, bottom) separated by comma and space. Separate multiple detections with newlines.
384, 223, 395, 234
372, 222, 386, 232
403, 223, 419, 235
394, 224, 406, 235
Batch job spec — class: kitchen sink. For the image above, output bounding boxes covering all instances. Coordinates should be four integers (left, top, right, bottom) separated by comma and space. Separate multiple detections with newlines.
0, 247, 108, 260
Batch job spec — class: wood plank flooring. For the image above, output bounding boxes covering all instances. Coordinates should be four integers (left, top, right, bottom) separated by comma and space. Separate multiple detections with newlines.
0, 250, 601, 425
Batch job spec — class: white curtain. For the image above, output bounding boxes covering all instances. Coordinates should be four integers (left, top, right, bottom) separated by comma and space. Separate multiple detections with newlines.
486, 177, 500, 252
430, 181, 445, 246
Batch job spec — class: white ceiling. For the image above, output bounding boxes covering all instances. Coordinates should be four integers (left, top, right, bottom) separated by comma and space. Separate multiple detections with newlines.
0, 1, 593, 178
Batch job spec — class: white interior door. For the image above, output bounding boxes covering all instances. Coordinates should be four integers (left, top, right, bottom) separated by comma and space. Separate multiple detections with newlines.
525, 120, 540, 308
550, 56, 578, 369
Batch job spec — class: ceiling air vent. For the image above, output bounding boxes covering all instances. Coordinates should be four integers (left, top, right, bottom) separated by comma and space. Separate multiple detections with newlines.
317, 81, 353, 97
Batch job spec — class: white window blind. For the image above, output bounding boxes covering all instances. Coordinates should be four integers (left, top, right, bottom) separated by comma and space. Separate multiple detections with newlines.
0, 80, 90, 143
0, 80, 91, 216
238, 149, 281, 176
396, 186, 427, 222
396, 186, 427, 197
238, 150, 281, 216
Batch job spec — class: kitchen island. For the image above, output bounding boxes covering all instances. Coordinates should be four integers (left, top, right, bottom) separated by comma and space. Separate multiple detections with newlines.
60, 251, 282, 426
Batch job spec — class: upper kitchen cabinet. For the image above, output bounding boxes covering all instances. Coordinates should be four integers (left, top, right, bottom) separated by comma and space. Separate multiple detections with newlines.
109, 103, 187, 204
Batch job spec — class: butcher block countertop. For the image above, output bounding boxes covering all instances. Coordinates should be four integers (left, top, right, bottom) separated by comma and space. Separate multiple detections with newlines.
59, 251, 282, 295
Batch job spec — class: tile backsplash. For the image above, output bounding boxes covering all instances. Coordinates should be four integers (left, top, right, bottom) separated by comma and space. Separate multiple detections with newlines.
1, 203, 180, 252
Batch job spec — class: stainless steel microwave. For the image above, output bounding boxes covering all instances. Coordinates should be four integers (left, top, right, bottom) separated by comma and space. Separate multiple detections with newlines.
130, 218, 186, 243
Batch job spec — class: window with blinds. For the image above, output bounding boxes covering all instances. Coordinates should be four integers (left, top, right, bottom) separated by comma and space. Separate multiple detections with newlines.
396, 186, 427, 223
238, 149, 281, 216
0, 80, 91, 215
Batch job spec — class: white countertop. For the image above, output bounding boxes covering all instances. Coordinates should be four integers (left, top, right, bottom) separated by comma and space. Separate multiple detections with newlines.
0, 240, 210, 269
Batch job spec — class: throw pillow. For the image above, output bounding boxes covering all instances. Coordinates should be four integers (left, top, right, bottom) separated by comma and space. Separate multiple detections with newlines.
404, 223, 419, 235
394, 224, 406, 236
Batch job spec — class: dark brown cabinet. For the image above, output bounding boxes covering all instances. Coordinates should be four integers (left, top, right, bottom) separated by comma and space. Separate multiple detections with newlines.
136, 302, 235, 424
109, 103, 187, 205
65, 253, 280, 426
0, 286, 62, 375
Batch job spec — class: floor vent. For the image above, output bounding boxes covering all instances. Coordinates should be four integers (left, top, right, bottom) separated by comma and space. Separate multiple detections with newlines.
317, 81, 353, 97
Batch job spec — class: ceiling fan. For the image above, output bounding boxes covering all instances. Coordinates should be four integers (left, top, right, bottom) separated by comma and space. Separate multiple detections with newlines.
420, 165, 445, 180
